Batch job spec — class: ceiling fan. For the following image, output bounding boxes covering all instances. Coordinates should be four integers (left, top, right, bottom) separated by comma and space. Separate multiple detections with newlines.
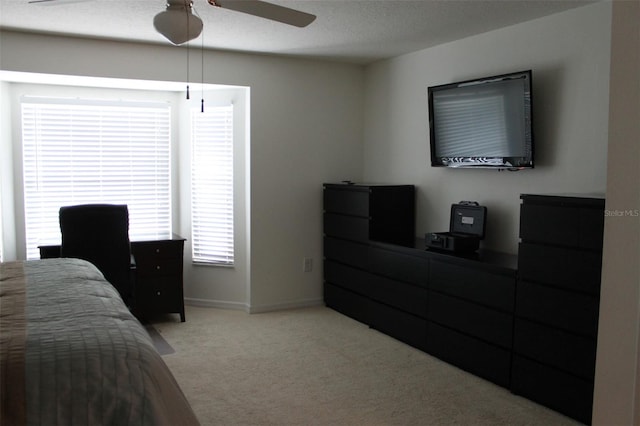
155, 0, 316, 45
28, 0, 317, 45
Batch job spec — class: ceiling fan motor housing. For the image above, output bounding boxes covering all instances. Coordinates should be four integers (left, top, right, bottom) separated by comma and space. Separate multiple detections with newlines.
154, 0, 203, 45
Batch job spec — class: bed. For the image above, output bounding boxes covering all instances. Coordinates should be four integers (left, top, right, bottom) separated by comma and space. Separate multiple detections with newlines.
0, 258, 200, 426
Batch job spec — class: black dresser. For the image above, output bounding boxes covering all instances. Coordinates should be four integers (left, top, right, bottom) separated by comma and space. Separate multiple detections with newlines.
323, 183, 425, 348
512, 194, 605, 424
323, 183, 415, 247
323, 185, 604, 423
131, 235, 187, 322
323, 183, 518, 387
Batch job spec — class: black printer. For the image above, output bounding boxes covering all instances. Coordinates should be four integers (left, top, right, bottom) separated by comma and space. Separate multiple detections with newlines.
425, 201, 487, 253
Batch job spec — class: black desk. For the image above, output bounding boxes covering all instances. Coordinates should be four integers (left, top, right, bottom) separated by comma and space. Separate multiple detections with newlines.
39, 234, 187, 322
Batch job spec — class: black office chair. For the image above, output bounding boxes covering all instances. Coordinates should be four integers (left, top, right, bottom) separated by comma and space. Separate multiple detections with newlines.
59, 204, 135, 306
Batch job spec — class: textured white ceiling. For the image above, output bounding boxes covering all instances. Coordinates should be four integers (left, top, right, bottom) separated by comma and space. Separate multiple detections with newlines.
0, 0, 596, 64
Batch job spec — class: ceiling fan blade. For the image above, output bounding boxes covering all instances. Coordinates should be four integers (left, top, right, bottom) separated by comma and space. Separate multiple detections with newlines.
28, 0, 94, 5
210, 0, 316, 28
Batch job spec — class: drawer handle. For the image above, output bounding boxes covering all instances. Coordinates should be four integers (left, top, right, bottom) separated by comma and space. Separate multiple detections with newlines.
156, 265, 161, 270
155, 248, 161, 254
156, 291, 161, 296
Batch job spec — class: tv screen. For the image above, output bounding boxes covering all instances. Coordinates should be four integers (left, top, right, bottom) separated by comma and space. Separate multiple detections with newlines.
428, 70, 533, 169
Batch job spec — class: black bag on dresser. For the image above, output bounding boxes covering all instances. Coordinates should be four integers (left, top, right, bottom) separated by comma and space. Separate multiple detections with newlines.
425, 201, 487, 253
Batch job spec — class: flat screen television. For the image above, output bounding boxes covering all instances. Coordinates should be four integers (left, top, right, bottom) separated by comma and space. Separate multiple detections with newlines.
428, 70, 534, 169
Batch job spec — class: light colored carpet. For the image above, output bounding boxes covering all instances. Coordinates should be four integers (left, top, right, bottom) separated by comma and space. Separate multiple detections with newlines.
151, 305, 581, 426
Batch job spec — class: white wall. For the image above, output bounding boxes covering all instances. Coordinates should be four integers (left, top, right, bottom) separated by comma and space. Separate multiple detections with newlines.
593, 0, 640, 423
0, 31, 364, 312
363, 2, 612, 254
362, 1, 640, 422
0, 81, 17, 261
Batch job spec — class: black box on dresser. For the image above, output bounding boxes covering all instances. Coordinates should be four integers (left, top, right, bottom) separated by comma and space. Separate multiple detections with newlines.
425, 201, 487, 253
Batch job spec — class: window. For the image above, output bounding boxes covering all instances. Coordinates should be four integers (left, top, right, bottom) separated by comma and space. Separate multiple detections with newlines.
190, 105, 234, 265
21, 97, 171, 260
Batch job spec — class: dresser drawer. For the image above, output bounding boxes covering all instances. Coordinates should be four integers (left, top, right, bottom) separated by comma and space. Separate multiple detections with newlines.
323, 237, 368, 269
324, 283, 371, 325
323, 186, 369, 216
137, 276, 182, 299
426, 322, 511, 387
134, 257, 183, 276
518, 242, 602, 295
368, 245, 428, 287
133, 241, 183, 259
430, 259, 515, 311
428, 291, 513, 348
519, 203, 604, 249
132, 241, 184, 276
368, 299, 427, 351
516, 281, 599, 337
368, 274, 427, 318
324, 213, 370, 242
324, 260, 372, 296
324, 259, 427, 318
513, 318, 597, 380
137, 277, 183, 311
511, 356, 593, 425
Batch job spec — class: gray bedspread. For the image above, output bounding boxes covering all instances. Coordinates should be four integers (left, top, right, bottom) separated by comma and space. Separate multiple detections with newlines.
0, 258, 200, 426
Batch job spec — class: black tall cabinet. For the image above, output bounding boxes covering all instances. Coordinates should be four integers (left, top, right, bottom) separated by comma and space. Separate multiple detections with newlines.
323, 183, 415, 247
512, 194, 605, 425
323, 183, 427, 349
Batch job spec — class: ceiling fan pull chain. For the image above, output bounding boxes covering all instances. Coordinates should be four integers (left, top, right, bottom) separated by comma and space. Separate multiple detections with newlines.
185, 0, 190, 100
200, 17, 205, 113
185, 41, 190, 99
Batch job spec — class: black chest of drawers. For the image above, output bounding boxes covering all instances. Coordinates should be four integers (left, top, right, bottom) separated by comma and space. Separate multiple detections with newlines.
323, 183, 416, 247
323, 183, 425, 349
322, 183, 518, 387
512, 194, 605, 425
131, 236, 187, 322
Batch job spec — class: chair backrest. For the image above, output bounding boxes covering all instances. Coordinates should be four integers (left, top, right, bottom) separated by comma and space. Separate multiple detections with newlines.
59, 204, 131, 301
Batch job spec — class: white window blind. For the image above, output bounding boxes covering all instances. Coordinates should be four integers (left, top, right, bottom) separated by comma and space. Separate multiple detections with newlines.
21, 97, 172, 260
191, 105, 234, 265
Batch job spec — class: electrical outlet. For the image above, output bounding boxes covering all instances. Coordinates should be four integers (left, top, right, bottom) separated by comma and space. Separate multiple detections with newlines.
303, 257, 313, 273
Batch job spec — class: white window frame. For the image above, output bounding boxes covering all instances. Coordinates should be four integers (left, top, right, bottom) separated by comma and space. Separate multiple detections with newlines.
20, 97, 172, 260
190, 104, 235, 265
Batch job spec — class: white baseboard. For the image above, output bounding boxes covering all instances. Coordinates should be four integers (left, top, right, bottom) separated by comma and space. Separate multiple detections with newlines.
184, 297, 324, 314
184, 298, 249, 312
247, 298, 324, 314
